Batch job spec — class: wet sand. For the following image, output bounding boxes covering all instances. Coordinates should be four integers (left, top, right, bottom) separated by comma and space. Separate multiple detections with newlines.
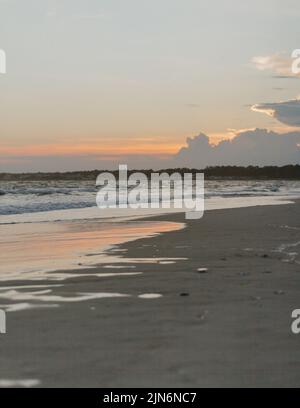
0, 220, 183, 278
0, 201, 300, 387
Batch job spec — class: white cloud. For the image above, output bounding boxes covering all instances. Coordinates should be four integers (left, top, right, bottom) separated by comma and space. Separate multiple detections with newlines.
252, 53, 300, 78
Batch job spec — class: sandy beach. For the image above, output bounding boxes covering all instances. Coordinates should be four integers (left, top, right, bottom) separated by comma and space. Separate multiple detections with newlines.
2, 0, 300, 391
0, 200, 299, 387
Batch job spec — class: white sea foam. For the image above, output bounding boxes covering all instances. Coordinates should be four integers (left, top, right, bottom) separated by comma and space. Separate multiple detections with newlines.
0, 195, 294, 225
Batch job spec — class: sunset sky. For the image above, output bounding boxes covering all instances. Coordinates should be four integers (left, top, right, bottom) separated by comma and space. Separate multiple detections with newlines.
1, 0, 300, 171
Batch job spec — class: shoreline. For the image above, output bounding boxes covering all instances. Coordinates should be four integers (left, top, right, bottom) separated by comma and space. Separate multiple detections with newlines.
0, 201, 300, 386
0, 196, 295, 280
0, 194, 295, 225
0, 220, 184, 280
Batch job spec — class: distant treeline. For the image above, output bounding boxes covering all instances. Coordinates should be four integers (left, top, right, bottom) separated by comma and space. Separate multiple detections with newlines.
0, 165, 300, 181
203, 165, 300, 179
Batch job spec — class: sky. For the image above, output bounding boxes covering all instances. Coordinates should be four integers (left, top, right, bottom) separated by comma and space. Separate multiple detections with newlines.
0, 0, 300, 171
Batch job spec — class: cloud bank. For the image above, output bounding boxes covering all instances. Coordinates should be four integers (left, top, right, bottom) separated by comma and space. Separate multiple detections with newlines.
1, 129, 299, 172
171, 129, 300, 168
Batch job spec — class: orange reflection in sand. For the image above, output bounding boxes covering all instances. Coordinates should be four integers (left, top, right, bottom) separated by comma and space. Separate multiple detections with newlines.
0, 220, 184, 279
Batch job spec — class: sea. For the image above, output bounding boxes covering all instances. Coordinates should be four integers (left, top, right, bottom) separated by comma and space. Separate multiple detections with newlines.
0, 179, 300, 217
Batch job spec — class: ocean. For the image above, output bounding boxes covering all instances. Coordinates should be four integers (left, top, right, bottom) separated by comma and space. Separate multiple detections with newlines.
1, 179, 300, 217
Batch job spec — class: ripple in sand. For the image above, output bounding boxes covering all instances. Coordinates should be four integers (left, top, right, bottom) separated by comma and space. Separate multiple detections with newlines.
0, 289, 130, 304
0, 271, 142, 282
103, 265, 136, 269
273, 240, 300, 264
280, 225, 300, 231
0, 284, 62, 291
2, 303, 59, 312
145, 257, 186, 264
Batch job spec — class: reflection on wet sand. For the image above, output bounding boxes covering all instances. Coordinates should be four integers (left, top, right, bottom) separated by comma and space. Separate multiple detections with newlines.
0, 219, 184, 310
0, 220, 184, 280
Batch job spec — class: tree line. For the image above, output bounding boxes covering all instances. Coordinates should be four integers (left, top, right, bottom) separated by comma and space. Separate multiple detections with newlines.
0, 165, 300, 181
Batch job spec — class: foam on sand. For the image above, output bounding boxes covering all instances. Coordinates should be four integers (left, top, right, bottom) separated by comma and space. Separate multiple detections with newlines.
0, 195, 294, 225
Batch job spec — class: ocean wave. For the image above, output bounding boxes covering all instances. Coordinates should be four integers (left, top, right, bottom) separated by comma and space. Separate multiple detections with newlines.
4, 188, 94, 196
0, 196, 294, 225
0, 179, 299, 217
